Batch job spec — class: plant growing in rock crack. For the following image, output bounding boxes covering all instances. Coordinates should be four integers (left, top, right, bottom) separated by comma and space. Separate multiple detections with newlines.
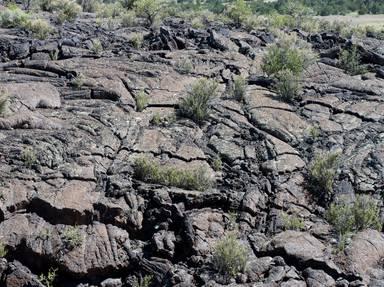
150, 112, 176, 126
38, 268, 58, 287
175, 58, 194, 75
132, 275, 153, 287
135, 90, 148, 112
134, 0, 163, 28
133, 157, 213, 191
212, 156, 223, 172
212, 232, 248, 278
72, 73, 85, 88
230, 75, 247, 101
90, 39, 103, 55
281, 213, 305, 231
339, 45, 367, 76
178, 78, 218, 125
273, 69, 301, 102
0, 243, 7, 258
130, 32, 144, 49
0, 89, 9, 117
62, 226, 83, 249
21, 147, 37, 168
308, 152, 339, 202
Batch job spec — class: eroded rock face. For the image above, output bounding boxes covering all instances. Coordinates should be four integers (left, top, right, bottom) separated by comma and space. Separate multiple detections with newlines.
0, 8, 383, 287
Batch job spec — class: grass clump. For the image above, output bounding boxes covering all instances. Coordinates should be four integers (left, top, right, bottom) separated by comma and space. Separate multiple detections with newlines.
133, 275, 153, 287
62, 226, 83, 249
339, 46, 367, 76
21, 147, 37, 168
38, 268, 58, 287
175, 58, 194, 75
273, 69, 301, 102
212, 232, 248, 277
135, 90, 148, 112
24, 18, 53, 40
0, 243, 7, 258
0, 6, 29, 28
133, 157, 213, 191
281, 213, 305, 231
309, 152, 339, 202
120, 10, 137, 27
0, 89, 9, 117
90, 39, 103, 55
178, 78, 218, 125
56, 0, 82, 23
130, 32, 144, 49
230, 75, 247, 101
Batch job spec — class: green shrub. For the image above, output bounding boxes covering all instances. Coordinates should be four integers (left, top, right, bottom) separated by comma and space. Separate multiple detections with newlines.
90, 39, 103, 55
0, 243, 7, 258
25, 18, 53, 40
213, 233, 248, 277
133, 157, 213, 191
175, 58, 194, 74
262, 33, 316, 77
57, 0, 82, 23
227, 0, 251, 26
191, 17, 204, 29
79, 0, 100, 13
135, 90, 148, 112
339, 46, 366, 75
133, 275, 153, 287
230, 75, 247, 101
130, 32, 144, 49
134, 0, 162, 27
309, 152, 339, 201
352, 195, 382, 231
40, 0, 56, 12
0, 89, 8, 117
21, 147, 37, 168
150, 112, 176, 126
120, 10, 137, 27
62, 226, 83, 249
97, 2, 124, 18
0, 6, 29, 28
281, 213, 305, 231
71, 73, 85, 88
178, 78, 218, 124
38, 268, 57, 287
212, 157, 222, 172
273, 69, 301, 102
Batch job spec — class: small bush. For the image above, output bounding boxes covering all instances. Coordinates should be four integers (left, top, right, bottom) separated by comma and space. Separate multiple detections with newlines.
90, 39, 103, 55
191, 17, 204, 29
21, 147, 37, 168
71, 73, 85, 88
352, 195, 382, 231
262, 33, 316, 77
120, 11, 137, 27
326, 201, 354, 237
213, 233, 248, 277
57, 0, 82, 23
135, 90, 148, 112
79, 0, 99, 13
38, 268, 57, 287
130, 32, 144, 49
273, 69, 301, 102
97, 2, 124, 19
0, 6, 29, 28
212, 157, 222, 172
0, 89, 9, 117
309, 152, 339, 201
133, 157, 213, 191
230, 75, 247, 101
282, 213, 305, 231
150, 112, 176, 126
175, 58, 194, 74
178, 78, 218, 124
62, 226, 83, 249
25, 18, 53, 40
339, 46, 366, 76
0, 243, 7, 258
134, 0, 162, 28
227, 0, 251, 26
133, 275, 153, 287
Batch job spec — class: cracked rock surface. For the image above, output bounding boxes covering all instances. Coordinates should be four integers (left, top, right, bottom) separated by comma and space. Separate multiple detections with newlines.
0, 12, 383, 287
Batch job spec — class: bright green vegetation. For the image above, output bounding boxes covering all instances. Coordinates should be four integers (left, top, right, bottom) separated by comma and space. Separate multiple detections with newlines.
178, 78, 218, 124
62, 226, 83, 249
339, 46, 367, 75
38, 268, 58, 287
133, 275, 153, 287
133, 157, 213, 191
281, 213, 305, 231
308, 152, 339, 201
326, 195, 382, 251
133, 0, 162, 27
213, 232, 248, 277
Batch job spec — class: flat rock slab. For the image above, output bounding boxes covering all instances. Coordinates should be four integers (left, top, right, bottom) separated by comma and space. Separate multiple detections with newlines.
1, 82, 61, 109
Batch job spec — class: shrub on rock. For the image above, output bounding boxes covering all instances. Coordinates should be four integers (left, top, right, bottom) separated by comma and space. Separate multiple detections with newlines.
227, 0, 251, 26
273, 69, 301, 102
230, 75, 247, 101
134, 0, 162, 28
24, 18, 54, 40
0, 6, 29, 28
57, 0, 82, 23
213, 232, 248, 277
120, 10, 137, 27
339, 45, 367, 75
178, 78, 218, 124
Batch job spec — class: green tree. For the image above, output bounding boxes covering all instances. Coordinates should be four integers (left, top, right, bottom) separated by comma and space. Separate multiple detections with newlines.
134, 0, 162, 27
227, 0, 251, 26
